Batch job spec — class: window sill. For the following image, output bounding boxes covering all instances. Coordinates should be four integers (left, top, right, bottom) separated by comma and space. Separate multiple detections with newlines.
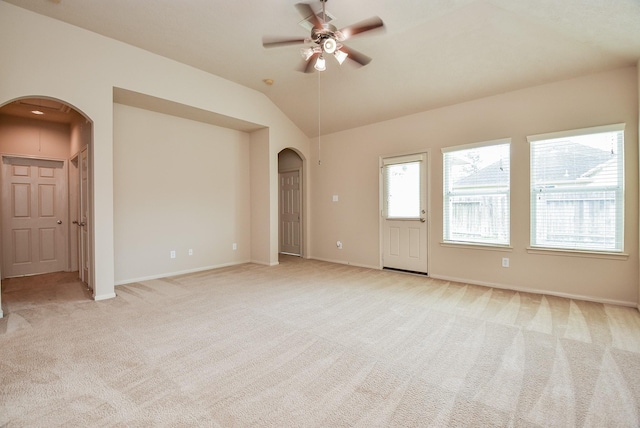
526, 247, 629, 261
440, 241, 513, 252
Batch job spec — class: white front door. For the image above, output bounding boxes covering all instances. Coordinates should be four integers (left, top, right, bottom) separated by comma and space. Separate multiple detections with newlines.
1, 156, 68, 278
381, 153, 428, 273
279, 169, 301, 255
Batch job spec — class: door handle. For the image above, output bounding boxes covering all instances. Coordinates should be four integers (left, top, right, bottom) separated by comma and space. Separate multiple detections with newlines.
72, 220, 86, 227
420, 218, 426, 223
57, 220, 62, 224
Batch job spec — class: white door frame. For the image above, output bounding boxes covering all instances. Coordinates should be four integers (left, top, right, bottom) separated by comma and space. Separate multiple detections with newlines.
379, 150, 431, 273
69, 146, 91, 289
279, 167, 303, 256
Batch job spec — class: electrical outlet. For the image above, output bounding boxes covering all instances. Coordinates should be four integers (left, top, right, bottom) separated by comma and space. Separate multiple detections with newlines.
188, 249, 193, 256
502, 257, 509, 268
170, 250, 176, 259
232, 243, 237, 250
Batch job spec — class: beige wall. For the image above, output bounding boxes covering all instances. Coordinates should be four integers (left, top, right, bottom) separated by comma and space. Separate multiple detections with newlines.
70, 115, 91, 158
310, 66, 639, 306
0, 3, 310, 299
250, 128, 273, 265
113, 104, 251, 283
1, 2, 637, 308
0, 115, 71, 159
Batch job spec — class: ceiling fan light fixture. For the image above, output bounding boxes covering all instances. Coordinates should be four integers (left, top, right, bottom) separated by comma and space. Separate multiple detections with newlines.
314, 55, 326, 71
323, 38, 337, 54
334, 49, 348, 65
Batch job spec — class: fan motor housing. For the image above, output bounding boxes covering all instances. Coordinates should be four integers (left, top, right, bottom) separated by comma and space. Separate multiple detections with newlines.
311, 24, 339, 43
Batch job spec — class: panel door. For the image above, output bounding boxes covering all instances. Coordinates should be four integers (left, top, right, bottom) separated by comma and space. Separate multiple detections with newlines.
381, 153, 428, 273
279, 170, 301, 255
2, 157, 68, 278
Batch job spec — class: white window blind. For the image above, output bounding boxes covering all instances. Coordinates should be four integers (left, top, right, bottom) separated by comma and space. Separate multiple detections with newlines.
529, 124, 624, 252
443, 141, 510, 245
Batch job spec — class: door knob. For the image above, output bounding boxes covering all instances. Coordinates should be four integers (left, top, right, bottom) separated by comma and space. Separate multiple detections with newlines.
57, 220, 62, 224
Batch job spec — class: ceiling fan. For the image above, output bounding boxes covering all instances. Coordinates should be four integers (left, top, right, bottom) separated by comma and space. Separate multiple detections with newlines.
262, 0, 385, 73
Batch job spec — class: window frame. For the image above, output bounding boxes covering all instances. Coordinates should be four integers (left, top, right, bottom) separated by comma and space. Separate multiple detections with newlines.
442, 139, 511, 247
527, 123, 625, 254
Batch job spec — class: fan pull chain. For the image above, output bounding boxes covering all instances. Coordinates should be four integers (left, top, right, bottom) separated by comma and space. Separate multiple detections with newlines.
317, 68, 322, 166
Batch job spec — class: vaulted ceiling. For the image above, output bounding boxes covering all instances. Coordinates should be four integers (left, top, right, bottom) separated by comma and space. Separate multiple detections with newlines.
4, 0, 640, 136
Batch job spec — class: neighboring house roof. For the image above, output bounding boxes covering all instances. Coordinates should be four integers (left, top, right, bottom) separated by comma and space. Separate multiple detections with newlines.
454, 160, 509, 187
531, 141, 614, 183
454, 141, 613, 187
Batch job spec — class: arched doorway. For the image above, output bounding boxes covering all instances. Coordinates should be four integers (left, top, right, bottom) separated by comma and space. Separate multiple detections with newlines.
0, 97, 94, 317
278, 148, 304, 257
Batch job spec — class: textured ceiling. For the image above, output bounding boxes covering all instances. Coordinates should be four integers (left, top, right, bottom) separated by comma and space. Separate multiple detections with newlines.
3, 0, 640, 136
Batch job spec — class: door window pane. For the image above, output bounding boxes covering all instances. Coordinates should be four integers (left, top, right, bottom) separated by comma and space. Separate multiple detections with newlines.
385, 161, 421, 219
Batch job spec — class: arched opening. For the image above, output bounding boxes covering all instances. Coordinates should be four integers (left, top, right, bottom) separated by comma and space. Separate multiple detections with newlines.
0, 96, 94, 317
278, 148, 304, 258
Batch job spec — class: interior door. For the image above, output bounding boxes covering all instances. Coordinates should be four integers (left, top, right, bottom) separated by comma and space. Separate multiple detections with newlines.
279, 169, 301, 255
1, 156, 68, 278
381, 153, 428, 273
79, 147, 91, 288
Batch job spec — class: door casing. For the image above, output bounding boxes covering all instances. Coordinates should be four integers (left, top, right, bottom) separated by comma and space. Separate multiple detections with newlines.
379, 151, 430, 273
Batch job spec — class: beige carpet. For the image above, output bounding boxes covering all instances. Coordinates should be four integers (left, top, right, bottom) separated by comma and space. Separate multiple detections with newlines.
1, 256, 640, 427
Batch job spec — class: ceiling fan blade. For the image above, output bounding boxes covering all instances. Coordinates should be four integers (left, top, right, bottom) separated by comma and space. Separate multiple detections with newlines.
339, 45, 372, 67
300, 52, 319, 73
262, 37, 308, 48
295, 3, 323, 30
339, 17, 384, 40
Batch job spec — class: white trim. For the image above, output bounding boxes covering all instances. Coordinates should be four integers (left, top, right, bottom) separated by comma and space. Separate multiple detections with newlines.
527, 123, 625, 143
114, 260, 251, 286
429, 273, 636, 308
526, 247, 629, 260
251, 260, 279, 267
441, 137, 511, 154
309, 256, 379, 270
93, 293, 116, 301
382, 153, 425, 165
440, 241, 513, 252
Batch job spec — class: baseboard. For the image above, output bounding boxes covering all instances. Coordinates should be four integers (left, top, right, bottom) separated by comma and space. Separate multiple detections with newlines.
93, 293, 117, 301
429, 273, 637, 308
308, 257, 379, 270
251, 260, 280, 267
114, 261, 251, 286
